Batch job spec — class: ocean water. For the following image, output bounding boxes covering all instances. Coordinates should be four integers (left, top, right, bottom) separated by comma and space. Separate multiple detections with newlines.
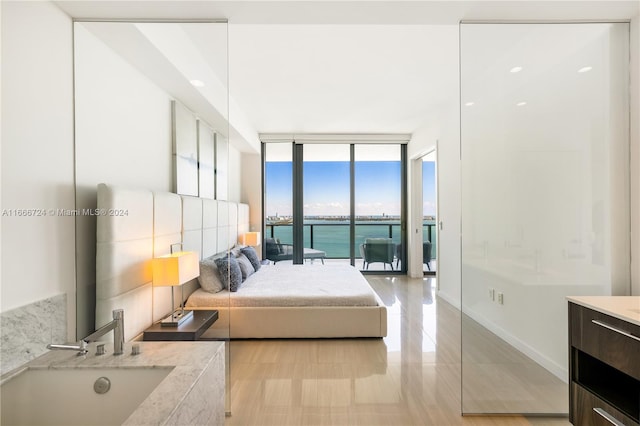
267, 221, 436, 259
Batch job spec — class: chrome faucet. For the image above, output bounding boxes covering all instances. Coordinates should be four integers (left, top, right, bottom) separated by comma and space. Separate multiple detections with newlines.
47, 309, 124, 355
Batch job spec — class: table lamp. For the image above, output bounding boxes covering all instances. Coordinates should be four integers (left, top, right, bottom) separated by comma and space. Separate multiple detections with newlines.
241, 231, 261, 247
152, 251, 199, 326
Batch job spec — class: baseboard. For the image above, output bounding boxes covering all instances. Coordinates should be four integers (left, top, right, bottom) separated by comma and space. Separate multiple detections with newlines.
436, 290, 461, 309
462, 304, 568, 383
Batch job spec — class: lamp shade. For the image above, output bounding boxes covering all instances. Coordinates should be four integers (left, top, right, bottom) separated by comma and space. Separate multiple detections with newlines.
241, 231, 261, 246
152, 251, 199, 287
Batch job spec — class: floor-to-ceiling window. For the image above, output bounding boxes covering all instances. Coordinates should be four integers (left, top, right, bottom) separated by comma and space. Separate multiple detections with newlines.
263, 139, 407, 273
303, 144, 351, 263
264, 143, 293, 248
354, 144, 404, 272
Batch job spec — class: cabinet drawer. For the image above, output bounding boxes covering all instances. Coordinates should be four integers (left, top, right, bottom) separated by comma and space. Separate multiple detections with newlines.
571, 304, 640, 380
572, 382, 639, 426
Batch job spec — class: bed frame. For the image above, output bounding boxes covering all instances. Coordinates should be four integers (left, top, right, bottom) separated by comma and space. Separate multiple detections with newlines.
95, 184, 387, 340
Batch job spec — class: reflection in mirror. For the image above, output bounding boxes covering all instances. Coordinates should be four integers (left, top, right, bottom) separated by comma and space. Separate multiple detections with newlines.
73, 19, 230, 410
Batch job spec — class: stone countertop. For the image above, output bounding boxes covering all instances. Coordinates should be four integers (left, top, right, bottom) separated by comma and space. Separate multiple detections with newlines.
567, 296, 640, 327
1, 341, 225, 425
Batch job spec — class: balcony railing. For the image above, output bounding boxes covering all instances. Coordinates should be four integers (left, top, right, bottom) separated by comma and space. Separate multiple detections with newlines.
265, 221, 436, 260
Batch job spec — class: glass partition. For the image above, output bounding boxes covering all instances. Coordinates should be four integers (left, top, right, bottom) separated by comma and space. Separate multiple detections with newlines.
73, 19, 230, 412
460, 22, 629, 414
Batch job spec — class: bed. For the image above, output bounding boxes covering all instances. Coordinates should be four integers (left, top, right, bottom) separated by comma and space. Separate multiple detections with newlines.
187, 263, 387, 338
95, 184, 387, 341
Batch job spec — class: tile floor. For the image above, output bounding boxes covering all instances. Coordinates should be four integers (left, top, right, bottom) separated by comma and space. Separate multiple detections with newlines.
227, 275, 570, 425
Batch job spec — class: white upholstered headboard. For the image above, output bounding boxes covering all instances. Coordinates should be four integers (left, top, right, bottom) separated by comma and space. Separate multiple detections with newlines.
95, 183, 249, 340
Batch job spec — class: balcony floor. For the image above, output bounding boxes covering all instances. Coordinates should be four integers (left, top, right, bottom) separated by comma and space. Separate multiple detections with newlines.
274, 257, 437, 274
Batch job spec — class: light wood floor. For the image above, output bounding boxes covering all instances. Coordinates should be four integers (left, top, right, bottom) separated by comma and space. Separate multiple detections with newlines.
227, 275, 570, 425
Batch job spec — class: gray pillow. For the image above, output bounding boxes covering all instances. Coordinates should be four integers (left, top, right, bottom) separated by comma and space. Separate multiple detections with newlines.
236, 253, 255, 280
215, 256, 242, 292
240, 246, 261, 271
198, 256, 224, 293
230, 245, 243, 258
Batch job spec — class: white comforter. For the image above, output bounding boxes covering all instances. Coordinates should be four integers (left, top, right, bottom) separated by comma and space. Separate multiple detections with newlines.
186, 263, 379, 308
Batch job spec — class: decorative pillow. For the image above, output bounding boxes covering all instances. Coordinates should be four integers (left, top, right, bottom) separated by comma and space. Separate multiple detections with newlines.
230, 245, 244, 258
240, 246, 261, 271
214, 256, 243, 292
198, 256, 225, 293
236, 253, 255, 280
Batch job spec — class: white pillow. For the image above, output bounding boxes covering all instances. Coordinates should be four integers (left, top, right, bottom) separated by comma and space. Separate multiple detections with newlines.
198, 256, 225, 293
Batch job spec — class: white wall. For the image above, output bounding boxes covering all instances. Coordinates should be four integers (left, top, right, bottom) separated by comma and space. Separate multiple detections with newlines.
407, 156, 425, 278
227, 143, 243, 203
1, 1, 75, 338
74, 24, 176, 337
408, 128, 436, 278
75, 24, 174, 191
240, 152, 263, 255
434, 104, 461, 308
405, 24, 460, 303
409, 100, 461, 307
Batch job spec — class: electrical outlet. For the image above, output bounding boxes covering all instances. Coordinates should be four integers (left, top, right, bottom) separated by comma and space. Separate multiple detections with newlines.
497, 292, 504, 305
489, 288, 495, 301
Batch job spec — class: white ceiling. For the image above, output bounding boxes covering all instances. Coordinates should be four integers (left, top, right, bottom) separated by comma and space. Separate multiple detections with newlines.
228, 24, 459, 134
55, 1, 640, 25
55, 1, 639, 152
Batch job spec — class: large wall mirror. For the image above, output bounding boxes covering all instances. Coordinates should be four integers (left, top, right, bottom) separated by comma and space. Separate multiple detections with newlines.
73, 20, 229, 339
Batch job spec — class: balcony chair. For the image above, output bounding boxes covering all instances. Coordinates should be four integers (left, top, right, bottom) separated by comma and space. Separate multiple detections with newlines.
360, 238, 395, 270
264, 238, 326, 264
264, 238, 293, 263
423, 240, 432, 271
394, 241, 432, 270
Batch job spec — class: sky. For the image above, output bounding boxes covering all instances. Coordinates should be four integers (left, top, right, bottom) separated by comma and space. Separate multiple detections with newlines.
423, 160, 436, 216
266, 160, 436, 217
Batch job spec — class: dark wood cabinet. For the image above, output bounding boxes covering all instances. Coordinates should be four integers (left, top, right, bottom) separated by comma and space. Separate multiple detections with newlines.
572, 382, 637, 426
569, 302, 640, 426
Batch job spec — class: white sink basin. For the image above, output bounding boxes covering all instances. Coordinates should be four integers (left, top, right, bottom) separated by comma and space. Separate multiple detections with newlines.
1, 366, 173, 426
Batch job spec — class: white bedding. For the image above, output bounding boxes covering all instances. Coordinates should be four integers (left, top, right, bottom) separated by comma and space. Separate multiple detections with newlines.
186, 263, 380, 308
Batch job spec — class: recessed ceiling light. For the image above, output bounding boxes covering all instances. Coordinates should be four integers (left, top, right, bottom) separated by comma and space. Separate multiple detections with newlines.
190, 79, 205, 87
578, 66, 593, 73
465, 102, 475, 106
510, 66, 523, 73
516, 101, 527, 107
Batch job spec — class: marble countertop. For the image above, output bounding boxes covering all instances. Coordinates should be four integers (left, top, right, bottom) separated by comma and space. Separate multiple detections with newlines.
1, 341, 224, 425
567, 296, 640, 326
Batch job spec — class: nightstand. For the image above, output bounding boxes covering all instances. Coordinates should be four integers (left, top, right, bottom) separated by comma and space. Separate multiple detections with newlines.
143, 310, 218, 341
